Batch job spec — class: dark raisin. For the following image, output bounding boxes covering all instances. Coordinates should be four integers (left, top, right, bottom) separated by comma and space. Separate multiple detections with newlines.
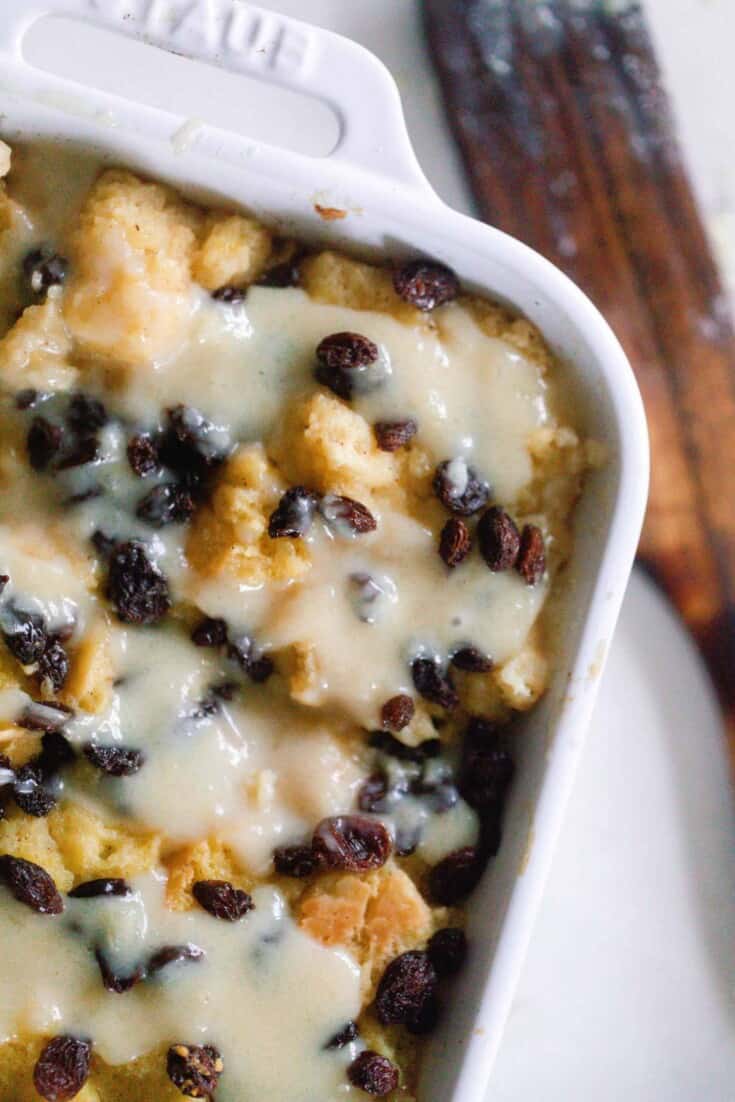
319, 494, 377, 536
438, 517, 472, 568
347, 572, 384, 623
273, 844, 320, 878
393, 258, 459, 311
427, 927, 468, 977
148, 943, 205, 974
380, 694, 415, 733
107, 540, 171, 625
192, 879, 254, 921
23, 246, 69, 297
136, 482, 195, 527
0, 575, 8, 596
91, 529, 117, 559
63, 484, 103, 507
67, 393, 108, 434
212, 285, 246, 305
167, 1043, 223, 1099
450, 646, 494, 673
357, 772, 389, 814
33, 1035, 91, 1102
38, 638, 69, 693
459, 719, 515, 813
193, 680, 238, 718
13, 764, 56, 817
315, 331, 380, 400
27, 417, 63, 471
347, 1051, 399, 1096
477, 507, 520, 571
0, 854, 63, 913
433, 459, 489, 516
516, 524, 546, 585
228, 633, 275, 683
191, 617, 228, 647
83, 743, 145, 777
69, 878, 131, 898
395, 824, 421, 857
36, 730, 75, 777
2, 607, 48, 665
312, 815, 391, 872
375, 949, 437, 1026
95, 948, 144, 993
411, 657, 458, 711
268, 485, 318, 538
15, 388, 39, 410
56, 435, 99, 471
414, 778, 458, 814
18, 701, 72, 733
428, 846, 486, 905
127, 433, 160, 477
374, 418, 418, 452
160, 405, 226, 491
368, 730, 441, 762
324, 1020, 358, 1049
258, 257, 302, 287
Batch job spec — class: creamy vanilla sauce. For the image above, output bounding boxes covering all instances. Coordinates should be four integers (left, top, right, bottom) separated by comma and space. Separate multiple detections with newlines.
0, 874, 362, 1100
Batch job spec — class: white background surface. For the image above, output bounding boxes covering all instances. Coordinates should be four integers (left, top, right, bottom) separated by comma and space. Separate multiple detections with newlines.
245, 3, 735, 1099
29, 2, 735, 1098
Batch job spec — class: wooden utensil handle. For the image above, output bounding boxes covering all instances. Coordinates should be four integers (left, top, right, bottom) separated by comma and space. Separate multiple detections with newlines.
425, 0, 735, 757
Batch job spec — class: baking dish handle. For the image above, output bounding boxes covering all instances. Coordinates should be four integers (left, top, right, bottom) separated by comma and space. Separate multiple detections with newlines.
0, 0, 436, 197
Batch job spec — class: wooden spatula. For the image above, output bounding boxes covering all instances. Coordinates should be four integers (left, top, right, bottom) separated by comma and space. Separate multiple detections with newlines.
425, 0, 735, 758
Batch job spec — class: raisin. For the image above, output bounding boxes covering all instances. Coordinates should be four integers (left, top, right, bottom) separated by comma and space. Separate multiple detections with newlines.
83, 743, 145, 777
427, 927, 468, 977
148, 943, 205, 975
228, 634, 275, 683
16, 388, 39, 410
64, 485, 103, 507
433, 458, 489, 516
273, 843, 319, 878
319, 494, 377, 536
347, 1051, 399, 1096
312, 815, 391, 872
2, 607, 48, 665
324, 1020, 358, 1049
38, 638, 69, 693
36, 731, 74, 779
438, 517, 472, 567
127, 433, 160, 477
347, 572, 384, 623
413, 778, 458, 814
69, 878, 131, 898
368, 730, 441, 762
18, 702, 73, 734
56, 436, 99, 471
136, 482, 195, 527
380, 694, 415, 732
315, 331, 380, 400
27, 417, 63, 471
459, 719, 515, 813
375, 949, 437, 1026
160, 405, 226, 491
23, 246, 69, 297
191, 617, 228, 647
410, 657, 459, 711
33, 1035, 91, 1102
212, 285, 246, 305
428, 846, 486, 904
192, 879, 254, 921
450, 646, 494, 673
95, 948, 144, 993
357, 772, 389, 813
0, 575, 8, 596
477, 507, 520, 571
516, 524, 546, 585
0, 854, 63, 913
107, 540, 171, 625
13, 764, 56, 817
393, 258, 459, 311
374, 417, 418, 452
91, 529, 117, 559
167, 1044, 223, 1099
268, 486, 318, 539
256, 257, 302, 288
67, 393, 108, 434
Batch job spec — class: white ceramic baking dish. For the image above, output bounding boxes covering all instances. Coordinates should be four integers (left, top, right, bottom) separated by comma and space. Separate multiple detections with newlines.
0, 2, 649, 1099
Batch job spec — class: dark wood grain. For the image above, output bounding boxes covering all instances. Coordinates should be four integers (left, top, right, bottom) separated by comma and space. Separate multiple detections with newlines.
425, 0, 735, 755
